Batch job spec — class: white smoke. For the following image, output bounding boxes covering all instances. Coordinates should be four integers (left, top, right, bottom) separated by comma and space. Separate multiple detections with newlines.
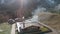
32, 7, 46, 15
25, 6, 46, 23
54, 4, 60, 10
32, 7, 46, 22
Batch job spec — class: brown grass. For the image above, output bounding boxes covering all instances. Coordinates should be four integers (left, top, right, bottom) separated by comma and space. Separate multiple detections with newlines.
38, 12, 60, 31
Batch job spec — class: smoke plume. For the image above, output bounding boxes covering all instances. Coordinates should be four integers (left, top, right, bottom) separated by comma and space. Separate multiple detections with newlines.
25, 6, 46, 23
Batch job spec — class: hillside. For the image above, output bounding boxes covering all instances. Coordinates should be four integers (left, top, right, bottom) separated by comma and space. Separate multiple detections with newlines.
38, 12, 60, 32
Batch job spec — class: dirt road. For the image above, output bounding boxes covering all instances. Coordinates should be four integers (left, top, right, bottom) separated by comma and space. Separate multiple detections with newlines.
11, 23, 16, 34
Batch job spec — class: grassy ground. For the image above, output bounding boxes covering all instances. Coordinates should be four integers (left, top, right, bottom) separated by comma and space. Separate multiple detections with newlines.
0, 23, 11, 34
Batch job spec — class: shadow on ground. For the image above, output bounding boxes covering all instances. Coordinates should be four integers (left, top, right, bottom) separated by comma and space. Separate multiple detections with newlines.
17, 26, 52, 34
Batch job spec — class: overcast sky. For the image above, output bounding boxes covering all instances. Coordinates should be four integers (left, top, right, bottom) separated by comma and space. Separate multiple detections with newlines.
0, 0, 60, 11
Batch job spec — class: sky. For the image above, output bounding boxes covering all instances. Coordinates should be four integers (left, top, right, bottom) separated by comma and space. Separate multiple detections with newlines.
0, 0, 60, 11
